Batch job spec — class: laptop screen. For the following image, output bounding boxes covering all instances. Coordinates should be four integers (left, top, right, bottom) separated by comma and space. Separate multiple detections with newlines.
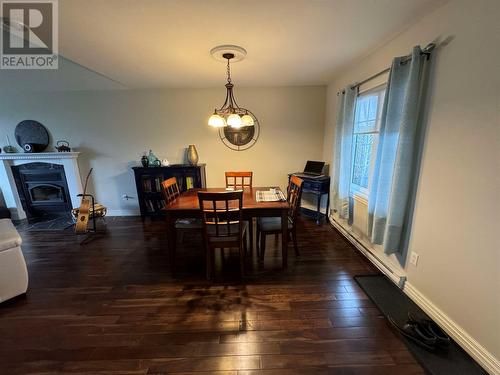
303, 161, 325, 175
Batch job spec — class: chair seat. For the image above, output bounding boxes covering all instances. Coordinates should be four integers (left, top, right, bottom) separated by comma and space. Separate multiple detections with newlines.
207, 221, 248, 243
257, 217, 292, 232
175, 218, 203, 229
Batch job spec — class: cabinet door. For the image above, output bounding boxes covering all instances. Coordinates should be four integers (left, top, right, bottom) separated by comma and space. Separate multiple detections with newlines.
161, 167, 201, 192
183, 169, 200, 189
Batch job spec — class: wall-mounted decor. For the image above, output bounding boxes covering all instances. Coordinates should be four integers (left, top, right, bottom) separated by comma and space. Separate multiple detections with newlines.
15, 120, 49, 153
219, 111, 260, 151
208, 45, 260, 151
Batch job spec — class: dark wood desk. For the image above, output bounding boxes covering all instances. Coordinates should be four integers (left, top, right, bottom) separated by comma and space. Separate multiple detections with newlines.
289, 174, 330, 225
164, 187, 290, 269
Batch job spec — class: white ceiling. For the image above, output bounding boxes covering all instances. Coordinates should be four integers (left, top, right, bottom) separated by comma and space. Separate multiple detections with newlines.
4, 0, 447, 90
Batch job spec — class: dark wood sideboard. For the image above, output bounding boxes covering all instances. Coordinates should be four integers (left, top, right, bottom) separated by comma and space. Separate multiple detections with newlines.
133, 164, 206, 221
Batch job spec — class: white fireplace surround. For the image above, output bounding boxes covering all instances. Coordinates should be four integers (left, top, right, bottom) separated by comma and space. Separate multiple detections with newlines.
0, 152, 83, 220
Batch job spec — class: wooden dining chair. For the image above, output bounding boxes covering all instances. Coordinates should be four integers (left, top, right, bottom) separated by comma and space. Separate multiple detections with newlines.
162, 177, 180, 204
225, 171, 254, 251
162, 177, 202, 232
197, 191, 248, 280
256, 176, 304, 262
225, 171, 253, 189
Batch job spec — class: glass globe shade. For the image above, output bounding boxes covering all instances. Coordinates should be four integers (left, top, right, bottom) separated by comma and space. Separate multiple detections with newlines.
241, 114, 254, 126
227, 113, 243, 128
208, 113, 226, 128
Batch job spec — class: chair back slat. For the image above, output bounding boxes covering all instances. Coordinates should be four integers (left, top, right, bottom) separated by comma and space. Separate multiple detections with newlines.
198, 191, 243, 240
225, 171, 253, 189
287, 176, 304, 225
161, 177, 180, 205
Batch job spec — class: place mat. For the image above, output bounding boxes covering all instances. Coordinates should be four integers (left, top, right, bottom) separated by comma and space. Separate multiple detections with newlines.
256, 189, 286, 202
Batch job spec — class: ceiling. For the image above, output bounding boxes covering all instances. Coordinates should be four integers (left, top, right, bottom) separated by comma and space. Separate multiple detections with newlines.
5, 0, 447, 90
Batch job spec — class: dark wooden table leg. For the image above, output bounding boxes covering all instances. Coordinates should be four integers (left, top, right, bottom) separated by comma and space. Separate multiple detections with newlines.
281, 209, 288, 269
165, 211, 176, 269
248, 217, 254, 255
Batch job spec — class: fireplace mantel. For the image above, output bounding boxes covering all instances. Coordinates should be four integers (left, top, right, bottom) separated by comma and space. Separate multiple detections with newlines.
0, 152, 83, 220
0, 152, 80, 160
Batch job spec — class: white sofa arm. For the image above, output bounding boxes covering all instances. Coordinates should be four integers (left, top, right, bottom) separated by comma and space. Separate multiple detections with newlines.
0, 219, 28, 302
0, 219, 22, 253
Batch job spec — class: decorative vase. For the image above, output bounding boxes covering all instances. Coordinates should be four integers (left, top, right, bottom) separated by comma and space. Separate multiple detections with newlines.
147, 150, 161, 167
141, 155, 149, 167
187, 145, 199, 165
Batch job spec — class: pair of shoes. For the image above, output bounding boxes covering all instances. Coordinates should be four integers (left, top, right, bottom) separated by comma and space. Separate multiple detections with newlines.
408, 312, 451, 347
388, 316, 437, 351
388, 313, 451, 351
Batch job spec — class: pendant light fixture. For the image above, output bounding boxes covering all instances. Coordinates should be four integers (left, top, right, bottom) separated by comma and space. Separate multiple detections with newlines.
208, 45, 256, 128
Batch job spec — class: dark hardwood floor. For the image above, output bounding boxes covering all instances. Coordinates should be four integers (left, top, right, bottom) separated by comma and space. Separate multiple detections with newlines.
0, 216, 424, 374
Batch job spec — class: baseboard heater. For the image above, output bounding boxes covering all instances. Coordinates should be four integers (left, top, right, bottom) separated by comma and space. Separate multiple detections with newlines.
329, 215, 407, 289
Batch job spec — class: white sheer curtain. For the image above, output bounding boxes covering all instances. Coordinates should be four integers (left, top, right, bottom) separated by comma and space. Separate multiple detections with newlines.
331, 85, 358, 220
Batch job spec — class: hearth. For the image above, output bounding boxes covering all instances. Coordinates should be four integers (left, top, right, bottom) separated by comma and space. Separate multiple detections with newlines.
12, 162, 72, 218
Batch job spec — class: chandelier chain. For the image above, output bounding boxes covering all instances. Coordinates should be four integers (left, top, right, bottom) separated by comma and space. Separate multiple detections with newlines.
226, 58, 231, 84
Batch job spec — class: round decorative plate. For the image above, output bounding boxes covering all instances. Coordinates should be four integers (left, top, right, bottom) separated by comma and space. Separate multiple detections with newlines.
218, 109, 260, 151
15, 120, 50, 152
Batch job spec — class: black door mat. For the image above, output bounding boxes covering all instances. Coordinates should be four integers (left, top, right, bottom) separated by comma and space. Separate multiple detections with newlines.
354, 275, 486, 375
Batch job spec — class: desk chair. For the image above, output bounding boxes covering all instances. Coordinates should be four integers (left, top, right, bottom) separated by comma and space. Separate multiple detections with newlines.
198, 191, 248, 280
256, 175, 303, 262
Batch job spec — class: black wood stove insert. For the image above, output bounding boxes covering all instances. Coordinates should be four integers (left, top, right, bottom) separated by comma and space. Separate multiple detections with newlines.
12, 162, 72, 218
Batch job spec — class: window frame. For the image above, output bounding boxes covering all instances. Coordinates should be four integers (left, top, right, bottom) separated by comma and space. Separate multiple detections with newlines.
350, 84, 386, 199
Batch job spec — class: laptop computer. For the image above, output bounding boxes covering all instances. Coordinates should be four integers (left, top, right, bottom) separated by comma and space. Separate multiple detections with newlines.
295, 160, 325, 177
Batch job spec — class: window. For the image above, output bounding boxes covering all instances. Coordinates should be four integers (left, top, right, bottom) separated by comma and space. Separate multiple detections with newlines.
350, 86, 386, 197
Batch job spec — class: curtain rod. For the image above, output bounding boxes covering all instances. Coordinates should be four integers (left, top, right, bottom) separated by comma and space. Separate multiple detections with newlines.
337, 43, 436, 96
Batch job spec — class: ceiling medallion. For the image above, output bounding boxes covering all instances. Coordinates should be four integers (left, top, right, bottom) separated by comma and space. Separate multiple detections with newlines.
208, 45, 259, 151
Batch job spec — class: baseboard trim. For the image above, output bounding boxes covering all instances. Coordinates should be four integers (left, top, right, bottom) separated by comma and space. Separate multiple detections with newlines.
106, 209, 140, 217
329, 215, 406, 287
404, 282, 499, 375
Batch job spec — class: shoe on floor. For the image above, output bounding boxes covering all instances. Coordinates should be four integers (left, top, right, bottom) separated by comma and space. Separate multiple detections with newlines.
408, 312, 451, 347
388, 316, 438, 351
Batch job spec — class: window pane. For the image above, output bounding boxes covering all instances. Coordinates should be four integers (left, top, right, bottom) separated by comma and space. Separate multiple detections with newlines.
354, 92, 381, 133
350, 85, 385, 195
367, 95, 378, 119
355, 97, 369, 123
351, 134, 374, 189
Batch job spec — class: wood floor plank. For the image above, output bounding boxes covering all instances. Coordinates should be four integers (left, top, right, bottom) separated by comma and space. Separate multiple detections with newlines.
0, 217, 423, 374
144, 355, 261, 372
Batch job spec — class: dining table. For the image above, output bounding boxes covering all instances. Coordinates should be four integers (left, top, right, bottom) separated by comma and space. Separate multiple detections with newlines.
163, 187, 290, 269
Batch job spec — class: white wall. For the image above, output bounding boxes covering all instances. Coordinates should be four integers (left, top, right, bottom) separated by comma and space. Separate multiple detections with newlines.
323, 0, 500, 366
0, 86, 325, 215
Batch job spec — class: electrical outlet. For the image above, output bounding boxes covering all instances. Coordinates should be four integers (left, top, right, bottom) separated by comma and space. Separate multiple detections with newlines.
410, 252, 419, 266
